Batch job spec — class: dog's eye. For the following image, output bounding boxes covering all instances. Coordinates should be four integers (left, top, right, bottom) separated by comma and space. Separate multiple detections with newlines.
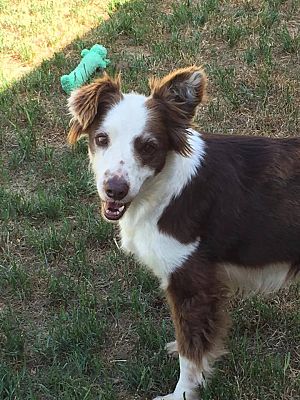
141, 141, 157, 155
95, 133, 109, 147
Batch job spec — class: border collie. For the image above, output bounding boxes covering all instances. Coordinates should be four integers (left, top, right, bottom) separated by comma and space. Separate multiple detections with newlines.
67, 66, 300, 400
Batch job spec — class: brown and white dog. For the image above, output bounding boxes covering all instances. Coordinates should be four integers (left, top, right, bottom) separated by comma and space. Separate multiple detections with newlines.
67, 66, 300, 400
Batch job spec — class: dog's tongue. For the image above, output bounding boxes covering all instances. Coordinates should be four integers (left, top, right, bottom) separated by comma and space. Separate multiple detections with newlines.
107, 201, 122, 212
104, 201, 125, 220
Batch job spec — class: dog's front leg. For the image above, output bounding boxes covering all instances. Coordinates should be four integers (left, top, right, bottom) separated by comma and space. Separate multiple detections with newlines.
154, 354, 204, 400
154, 258, 230, 400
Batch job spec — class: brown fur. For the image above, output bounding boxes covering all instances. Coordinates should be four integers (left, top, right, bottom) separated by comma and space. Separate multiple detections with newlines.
149, 66, 207, 157
68, 119, 83, 146
68, 68, 207, 159
145, 97, 193, 157
66, 66, 300, 396
159, 134, 300, 268
149, 66, 207, 117
133, 95, 195, 173
160, 132, 300, 374
68, 73, 122, 144
166, 255, 230, 371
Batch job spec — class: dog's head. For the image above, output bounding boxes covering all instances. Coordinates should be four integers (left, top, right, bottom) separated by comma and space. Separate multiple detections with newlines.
68, 67, 207, 222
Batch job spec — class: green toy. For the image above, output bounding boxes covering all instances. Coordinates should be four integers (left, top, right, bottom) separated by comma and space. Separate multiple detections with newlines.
60, 44, 110, 94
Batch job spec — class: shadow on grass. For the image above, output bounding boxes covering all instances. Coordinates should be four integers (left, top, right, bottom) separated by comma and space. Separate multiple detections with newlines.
0, 2, 177, 400
0, 0, 157, 157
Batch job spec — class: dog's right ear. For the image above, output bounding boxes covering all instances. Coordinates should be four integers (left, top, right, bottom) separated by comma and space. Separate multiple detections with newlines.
67, 73, 121, 144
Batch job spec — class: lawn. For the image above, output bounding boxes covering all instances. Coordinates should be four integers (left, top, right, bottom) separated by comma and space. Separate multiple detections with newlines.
0, 0, 299, 399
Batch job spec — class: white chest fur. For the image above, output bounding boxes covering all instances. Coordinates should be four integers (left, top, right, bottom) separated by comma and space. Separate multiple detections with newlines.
119, 130, 204, 288
120, 204, 199, 287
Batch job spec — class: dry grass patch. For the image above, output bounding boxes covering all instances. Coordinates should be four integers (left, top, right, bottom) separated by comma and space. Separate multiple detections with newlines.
0, 0, 114, 88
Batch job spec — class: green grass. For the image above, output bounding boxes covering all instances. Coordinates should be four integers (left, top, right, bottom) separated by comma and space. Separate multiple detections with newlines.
0, 0, 299, 399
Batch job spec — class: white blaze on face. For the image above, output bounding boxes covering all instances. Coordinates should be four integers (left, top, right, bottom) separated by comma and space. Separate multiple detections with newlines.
89, 93, 155, 202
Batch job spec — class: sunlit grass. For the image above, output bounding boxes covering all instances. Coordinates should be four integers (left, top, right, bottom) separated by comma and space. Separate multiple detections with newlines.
0, 0, 114, 88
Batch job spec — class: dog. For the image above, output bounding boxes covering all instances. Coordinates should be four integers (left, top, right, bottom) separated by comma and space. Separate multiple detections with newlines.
67, 66, 300, 400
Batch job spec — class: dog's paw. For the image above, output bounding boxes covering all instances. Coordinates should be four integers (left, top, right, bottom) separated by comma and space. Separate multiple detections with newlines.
153, 395, 177, 400
153, 392, 198, 400
165, 340, 178, 357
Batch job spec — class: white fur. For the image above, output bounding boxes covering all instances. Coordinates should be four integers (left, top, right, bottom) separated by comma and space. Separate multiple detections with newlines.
153, 355, 204, 400
186, 71, 203, 102
222, 262, 291, 295
90, 93, 154, 203
87, 90, 206, 286
165, 340, 178, 356
119, 129, 205, 287
68, 90, 81, 124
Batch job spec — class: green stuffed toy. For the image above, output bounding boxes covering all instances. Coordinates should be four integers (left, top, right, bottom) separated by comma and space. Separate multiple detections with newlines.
60, 44, 110, 94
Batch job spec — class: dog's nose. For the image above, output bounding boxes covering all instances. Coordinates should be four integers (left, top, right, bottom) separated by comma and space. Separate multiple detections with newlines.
104, 177, 129, 200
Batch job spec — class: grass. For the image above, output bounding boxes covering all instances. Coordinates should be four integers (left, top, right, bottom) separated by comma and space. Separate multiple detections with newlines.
0, 0, 111, 89
0, 0, 299, 399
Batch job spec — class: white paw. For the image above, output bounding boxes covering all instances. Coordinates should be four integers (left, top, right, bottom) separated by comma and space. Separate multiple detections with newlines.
153, 390, 199, 400
165, 340, 178, 357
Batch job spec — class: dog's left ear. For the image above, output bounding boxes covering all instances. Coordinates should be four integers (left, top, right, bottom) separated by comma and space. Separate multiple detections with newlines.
149, 66, 207, 156
149, 66, 207, 121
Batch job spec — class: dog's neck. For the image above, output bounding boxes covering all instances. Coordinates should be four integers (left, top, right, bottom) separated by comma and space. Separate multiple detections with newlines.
118, 129, 205, 285
120, 129, 205, 227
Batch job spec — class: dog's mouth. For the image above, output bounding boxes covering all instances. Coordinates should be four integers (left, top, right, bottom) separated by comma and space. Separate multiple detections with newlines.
101, 201, 129, 221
